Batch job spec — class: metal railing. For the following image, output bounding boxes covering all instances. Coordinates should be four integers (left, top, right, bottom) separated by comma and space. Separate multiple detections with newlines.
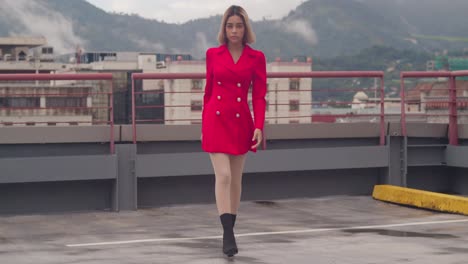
131, 71, 386, 145
400, 71, 468, 145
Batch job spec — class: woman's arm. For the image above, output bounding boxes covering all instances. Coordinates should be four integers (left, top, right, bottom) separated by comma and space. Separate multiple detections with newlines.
252, 51, 267, 131
203, 48, 214, 109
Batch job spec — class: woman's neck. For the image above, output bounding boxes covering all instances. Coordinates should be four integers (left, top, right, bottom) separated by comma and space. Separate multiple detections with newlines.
228, 42, 244, 52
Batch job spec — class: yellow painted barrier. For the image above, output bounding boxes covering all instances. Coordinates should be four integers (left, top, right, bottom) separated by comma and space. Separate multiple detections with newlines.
372, 185, 468, 216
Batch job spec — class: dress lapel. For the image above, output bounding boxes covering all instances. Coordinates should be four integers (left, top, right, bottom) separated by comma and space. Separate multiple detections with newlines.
217, 44, 256, 77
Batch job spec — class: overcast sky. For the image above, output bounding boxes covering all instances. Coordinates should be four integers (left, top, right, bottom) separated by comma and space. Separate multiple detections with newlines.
86, 0, 305, 23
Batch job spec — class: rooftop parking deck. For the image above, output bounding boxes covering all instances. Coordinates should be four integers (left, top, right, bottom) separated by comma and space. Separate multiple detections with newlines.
1, 196, 468, 264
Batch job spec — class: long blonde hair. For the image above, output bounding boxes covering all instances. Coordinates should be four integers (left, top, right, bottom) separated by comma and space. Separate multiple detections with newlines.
217, 5, 256, 45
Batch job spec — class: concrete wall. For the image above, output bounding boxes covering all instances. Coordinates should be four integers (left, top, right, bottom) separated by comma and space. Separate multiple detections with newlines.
0, 123, 468, 215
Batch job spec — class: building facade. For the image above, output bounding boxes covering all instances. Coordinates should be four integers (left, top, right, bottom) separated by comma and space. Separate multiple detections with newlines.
1, 37, 313, 126
145, 56, 313, 125
0, 37, 111, 126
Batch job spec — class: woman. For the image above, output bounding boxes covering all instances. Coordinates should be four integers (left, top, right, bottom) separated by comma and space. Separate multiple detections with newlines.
201, 5, 267, 257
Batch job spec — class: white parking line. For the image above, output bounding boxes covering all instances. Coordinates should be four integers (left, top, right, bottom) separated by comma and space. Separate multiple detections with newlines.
66, 218, 468, 247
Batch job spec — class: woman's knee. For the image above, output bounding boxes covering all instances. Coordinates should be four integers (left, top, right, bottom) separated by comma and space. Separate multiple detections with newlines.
215, 169, 232, 185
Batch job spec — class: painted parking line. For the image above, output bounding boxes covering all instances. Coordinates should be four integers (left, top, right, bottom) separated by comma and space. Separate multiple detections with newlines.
66, 218, 468, 247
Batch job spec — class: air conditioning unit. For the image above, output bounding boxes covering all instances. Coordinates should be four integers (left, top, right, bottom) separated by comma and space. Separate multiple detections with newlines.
156, 61, 166, 69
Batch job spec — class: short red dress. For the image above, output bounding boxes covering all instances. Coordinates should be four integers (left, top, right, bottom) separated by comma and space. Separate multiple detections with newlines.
201, 44, 267, 155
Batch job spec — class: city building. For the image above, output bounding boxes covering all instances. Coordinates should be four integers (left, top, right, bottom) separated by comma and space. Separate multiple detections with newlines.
1, 37, 314, 126
146, 56, 313, 125
0, 37, 102, 126
412, 81, 468, 124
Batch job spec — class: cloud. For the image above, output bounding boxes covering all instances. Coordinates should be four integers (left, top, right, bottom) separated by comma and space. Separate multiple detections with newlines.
0, 0, 85, 54
278, 19, 318, 45
191, 32, 215, 59
86, 0, 305, 24
132, 38, 166, 52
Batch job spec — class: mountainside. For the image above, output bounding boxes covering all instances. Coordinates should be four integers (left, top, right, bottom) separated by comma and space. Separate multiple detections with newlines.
0, 0, 467, 59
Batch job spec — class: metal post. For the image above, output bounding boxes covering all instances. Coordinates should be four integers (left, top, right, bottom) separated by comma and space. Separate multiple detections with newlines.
109, 79, 115, 154
380, 77, 385, 145
400, 75, 407, 137
132, 77, 137, 144
448, 76, 458, 145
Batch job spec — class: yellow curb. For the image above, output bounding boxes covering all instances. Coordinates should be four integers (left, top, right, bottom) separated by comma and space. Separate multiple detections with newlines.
372, 185, 468, 216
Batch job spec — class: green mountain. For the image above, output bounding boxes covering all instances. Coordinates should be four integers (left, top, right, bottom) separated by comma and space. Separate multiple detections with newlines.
0, 0, 467, 59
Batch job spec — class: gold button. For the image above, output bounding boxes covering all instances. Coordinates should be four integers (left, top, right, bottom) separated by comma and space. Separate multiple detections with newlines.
216, 111, 220, 115
237, 83, 241, 87
236, 113, 240, 118
217, 95, 221, 100
237, 97, 241, 102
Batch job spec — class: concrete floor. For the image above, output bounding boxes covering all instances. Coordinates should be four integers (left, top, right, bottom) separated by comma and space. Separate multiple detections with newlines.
1, 196, 468, 264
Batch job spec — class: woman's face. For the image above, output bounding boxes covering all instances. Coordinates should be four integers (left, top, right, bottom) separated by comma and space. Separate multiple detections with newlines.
225, 15, 245, 45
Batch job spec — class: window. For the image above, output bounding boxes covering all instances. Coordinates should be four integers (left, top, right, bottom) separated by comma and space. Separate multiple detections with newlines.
289, 78, 300, 90
0, 98, 40, 108
46, 97, 87, 108
42, 47, 53, 54
289, 100, 300, 111
289, 120, 300, 124
191, 100, 203, 111
192, 79, 203, 90
18, 51, 27, 61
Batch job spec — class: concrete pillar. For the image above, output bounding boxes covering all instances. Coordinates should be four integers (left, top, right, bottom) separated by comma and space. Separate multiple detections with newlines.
115, 144, 137, 211
385, 135, 406, 187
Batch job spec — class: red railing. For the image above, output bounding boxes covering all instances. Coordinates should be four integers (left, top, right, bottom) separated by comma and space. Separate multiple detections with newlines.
131, 71, 386, 145
400, 71, 468, 145
0, 73, 115, 153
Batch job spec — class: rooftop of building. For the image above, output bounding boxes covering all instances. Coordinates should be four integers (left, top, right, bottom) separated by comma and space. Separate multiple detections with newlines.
0, 36, 47, 47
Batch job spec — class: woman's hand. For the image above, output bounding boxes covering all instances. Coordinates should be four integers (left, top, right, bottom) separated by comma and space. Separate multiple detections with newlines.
251, 128, 262, 149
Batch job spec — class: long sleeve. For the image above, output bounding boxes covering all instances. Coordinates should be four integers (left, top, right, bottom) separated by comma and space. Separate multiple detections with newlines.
203, 48, 214, 108
252, 51, 267, 131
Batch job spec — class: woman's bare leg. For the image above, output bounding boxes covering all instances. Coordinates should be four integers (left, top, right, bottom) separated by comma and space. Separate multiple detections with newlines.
229, 154, 247, 215
209, 153, 232, 215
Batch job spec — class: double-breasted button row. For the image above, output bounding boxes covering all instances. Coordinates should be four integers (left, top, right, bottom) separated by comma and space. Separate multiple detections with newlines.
215, 96, 243, 103
216, 81, 242, 88
214, 111, 241, 118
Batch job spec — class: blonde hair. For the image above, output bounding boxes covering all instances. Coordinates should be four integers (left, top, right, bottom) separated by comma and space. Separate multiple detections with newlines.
217, 5, 256, 45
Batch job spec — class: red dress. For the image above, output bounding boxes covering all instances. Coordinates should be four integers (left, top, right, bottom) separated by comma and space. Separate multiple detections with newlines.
201, 44, 267, 155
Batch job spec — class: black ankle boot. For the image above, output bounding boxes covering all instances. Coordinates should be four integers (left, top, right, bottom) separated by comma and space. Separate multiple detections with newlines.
231, 214, 237, 228
220, 213, 238, 257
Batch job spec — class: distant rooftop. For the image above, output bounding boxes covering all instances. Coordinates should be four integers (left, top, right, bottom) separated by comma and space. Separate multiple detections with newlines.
0, 37, 47, 47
